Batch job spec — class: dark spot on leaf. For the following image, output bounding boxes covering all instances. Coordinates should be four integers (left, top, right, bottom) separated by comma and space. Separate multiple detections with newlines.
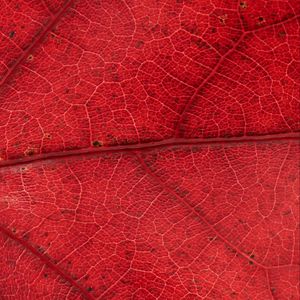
249, 254, 255, 265
43, 273, 48, 278
23, 233, 30, 240
44, 133, 52, 140
9, 31, 16, 38
92, 140, 102, 147
218, 14, 228, 25
225, 245, 236, 253
271, 287, 276, 294
282, 209, 291, 216
240, 2, 247, 9
278, 31, 286, 37
211, 27, 217, 33
37, 246, 45, 253
247, 131, 256, 136
24, 148, 35, 156
27, 54, 34, 61
87, 287, 93, 292
258, 16, 265, 24
113, 74, 120, 82
135, 40, 144, 49
230, 291, 238, 298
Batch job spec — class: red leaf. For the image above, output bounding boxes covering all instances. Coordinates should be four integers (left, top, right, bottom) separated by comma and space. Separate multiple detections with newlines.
0, 1, 299, 299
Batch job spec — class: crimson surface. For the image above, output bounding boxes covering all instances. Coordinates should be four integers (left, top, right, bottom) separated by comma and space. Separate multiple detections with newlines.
0, 0, 299, 299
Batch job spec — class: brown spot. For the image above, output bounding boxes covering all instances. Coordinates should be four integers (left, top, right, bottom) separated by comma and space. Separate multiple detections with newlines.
24, 148, 35, 156
240, 2, 247, 9
92, 140, 102, 147
218, 14, 228, 25
249, 254, 255, 265
20, 166, 28, 172
257, 16, 265, 24
9, 31, 16, 38
27, 54, 34, 61
87, 287, 93, 292
37, 246, 45, 253
44, 133, 52, 140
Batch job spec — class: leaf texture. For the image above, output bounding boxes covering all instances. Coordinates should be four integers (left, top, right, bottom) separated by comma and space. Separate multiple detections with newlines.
0, 0, 299, 299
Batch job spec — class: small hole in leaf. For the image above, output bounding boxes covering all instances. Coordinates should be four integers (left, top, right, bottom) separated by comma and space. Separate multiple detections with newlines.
27, 54, 34, 61
92, 140, 102, 147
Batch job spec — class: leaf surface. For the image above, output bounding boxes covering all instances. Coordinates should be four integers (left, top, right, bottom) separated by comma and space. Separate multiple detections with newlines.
0, 0, 299, 299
